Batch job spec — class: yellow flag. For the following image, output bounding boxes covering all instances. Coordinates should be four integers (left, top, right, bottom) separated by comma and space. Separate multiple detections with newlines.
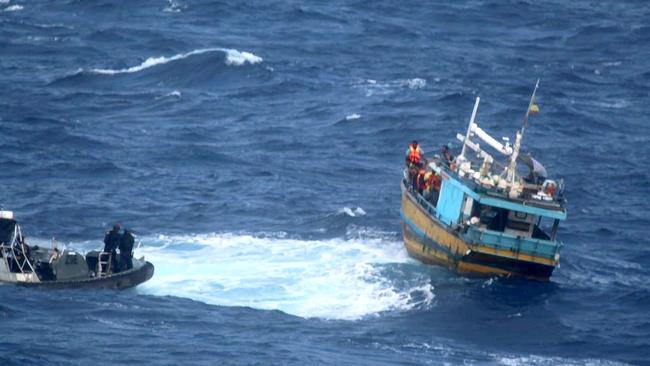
529, 103, 540, 114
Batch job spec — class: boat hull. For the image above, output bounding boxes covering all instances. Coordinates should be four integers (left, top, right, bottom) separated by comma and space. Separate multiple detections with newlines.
401, 184, 555, 280
3, 261, 154, 290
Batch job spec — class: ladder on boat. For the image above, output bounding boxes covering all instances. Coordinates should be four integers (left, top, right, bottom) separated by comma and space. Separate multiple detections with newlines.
97, 252, 111, 277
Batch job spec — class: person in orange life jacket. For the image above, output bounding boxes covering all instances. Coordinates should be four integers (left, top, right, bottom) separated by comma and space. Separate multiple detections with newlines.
415, 168, 427, 194
406, 140, 423, 191
405, 140, 423, 168
423, 171, 442, 204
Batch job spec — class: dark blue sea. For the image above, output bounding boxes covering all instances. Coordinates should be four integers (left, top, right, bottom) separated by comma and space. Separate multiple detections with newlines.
1, 1, 649, 365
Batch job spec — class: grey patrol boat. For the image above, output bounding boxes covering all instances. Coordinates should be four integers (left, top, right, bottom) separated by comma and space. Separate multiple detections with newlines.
0, 211, 154, 289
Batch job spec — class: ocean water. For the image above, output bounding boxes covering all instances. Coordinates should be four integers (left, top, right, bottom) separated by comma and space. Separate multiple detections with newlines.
1, 0, 649, 365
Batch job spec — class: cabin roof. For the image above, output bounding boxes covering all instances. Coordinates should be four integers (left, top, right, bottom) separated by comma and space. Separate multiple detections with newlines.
442, 171, 567, 220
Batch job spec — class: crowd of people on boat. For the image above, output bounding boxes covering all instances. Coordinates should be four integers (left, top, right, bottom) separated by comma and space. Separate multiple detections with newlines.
405, 140, 455, 206
103, 223, 135, 273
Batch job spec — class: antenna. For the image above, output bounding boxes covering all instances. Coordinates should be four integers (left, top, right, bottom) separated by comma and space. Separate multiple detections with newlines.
507, 79, 540, 186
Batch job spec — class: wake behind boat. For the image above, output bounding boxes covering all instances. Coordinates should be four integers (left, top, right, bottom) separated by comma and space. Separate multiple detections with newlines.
401, 81, 567, 280
0, 211, 154, 289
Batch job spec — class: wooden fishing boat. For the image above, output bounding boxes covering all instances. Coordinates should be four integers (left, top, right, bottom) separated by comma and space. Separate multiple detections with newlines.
401, 81, 567, 280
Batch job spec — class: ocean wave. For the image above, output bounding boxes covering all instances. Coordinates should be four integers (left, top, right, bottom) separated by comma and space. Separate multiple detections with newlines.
3, 4, 22, 12
495, 354, 629, 366
88, 48, 262, 75
155, 90, 182, 100
353, 77, 427, 97
133, 232, 432, 320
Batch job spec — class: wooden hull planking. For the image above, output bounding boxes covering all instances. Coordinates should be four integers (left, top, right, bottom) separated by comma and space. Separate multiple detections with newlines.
401, 187, 555, 280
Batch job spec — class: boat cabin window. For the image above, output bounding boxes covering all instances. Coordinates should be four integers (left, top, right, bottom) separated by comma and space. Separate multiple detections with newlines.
469, 203, 555, 240
471, 203, 508, 232
532, 217, 556, 241
505, 210, 536, 237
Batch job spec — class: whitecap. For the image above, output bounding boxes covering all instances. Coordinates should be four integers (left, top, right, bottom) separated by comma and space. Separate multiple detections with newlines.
495, 354, 628, 366
598, 99, 629, 109
345, 113, 361, 121
4, 4, 23, 11
353, 77, 427, 97
603, 61, 622, 67
88, 48, 262, 75
155, 90, 182, 100
163, 0, 184, 13
223, 49, 263, 66
404, 78, 426, 89
340, 206, 366, 217
0, 0, 10, 4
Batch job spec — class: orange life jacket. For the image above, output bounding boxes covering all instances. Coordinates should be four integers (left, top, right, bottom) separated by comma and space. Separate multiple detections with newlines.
408, 144, 421, 164
544, 182, 557, 196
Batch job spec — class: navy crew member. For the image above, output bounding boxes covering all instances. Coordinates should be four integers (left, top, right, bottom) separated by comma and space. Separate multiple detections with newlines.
103, 223, 121, 272
119, 229, 135, 271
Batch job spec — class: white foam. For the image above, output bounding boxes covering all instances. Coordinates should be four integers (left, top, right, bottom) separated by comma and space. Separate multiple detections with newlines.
155, 90, 182, 100
0, 0, 10, 5
340, 206, 366, 217
345, 113, 361, 121
135, 232, 432, 320
496, 354, 629, 366
404, 78, 426, 89
4, 4, 23, 11
223, 49, 263, 66
88, 48, 262, 75
353, 77, 427, 96
603, 61, 622, 67
163, 0, 183, 12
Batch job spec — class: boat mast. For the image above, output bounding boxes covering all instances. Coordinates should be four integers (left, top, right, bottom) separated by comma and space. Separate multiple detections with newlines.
506, 79, 539, 185
459, 97, 481, 162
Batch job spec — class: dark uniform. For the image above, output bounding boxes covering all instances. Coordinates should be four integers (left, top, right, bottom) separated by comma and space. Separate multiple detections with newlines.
119, 230, 135, 271
103, 225, 121, 272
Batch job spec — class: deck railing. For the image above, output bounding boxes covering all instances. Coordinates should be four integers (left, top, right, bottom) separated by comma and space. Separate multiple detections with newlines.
462, 225, 562, 260
403, 178, 440, 219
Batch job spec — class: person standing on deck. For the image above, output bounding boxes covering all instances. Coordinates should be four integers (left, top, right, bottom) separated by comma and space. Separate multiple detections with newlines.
406, 140, 424, 192
426, 171, 442, 205
103, 223, 121, 273
415, 168, 427, 194
405, 140, 423, 168
119, 229, 135, 271
441, 143, 454, 167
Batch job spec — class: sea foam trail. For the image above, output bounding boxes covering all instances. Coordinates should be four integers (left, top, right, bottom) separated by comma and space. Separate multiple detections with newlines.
134, 232, 433, 320
89, 48, 262, 75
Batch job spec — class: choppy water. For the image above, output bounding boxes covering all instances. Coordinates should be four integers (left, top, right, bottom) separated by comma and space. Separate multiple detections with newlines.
1, 1, 649, 365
